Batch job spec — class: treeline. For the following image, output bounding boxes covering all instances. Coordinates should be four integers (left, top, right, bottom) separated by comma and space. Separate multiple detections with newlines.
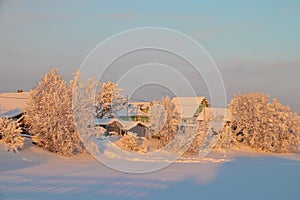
0, 68, 299, 155
0, 68, 125, 155
219, 93, 300, 153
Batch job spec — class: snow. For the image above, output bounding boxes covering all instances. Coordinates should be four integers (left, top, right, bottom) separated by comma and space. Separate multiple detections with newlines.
0, 92, 29, 114
94, 118, 148, 130
116, 105, 149, 117
1, 92, 300, 199
172, 96, 206, 118
121, 121, 147, 130
0, 108, 23, 118
94, 118, 120, 126
1, 143, 300, 200
197, 107, 232, 122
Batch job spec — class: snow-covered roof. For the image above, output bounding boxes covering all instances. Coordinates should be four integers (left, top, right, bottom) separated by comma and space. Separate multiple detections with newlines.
94, 118, 120, 126
0, 108, 23, 118
197, 107, 232, 122
116, 105, 149, 117
94, 118, 148, 130
172, 96, 209, 118
129, 102, 151, 108
0, 92, 30, 117
121, 121, 148, 130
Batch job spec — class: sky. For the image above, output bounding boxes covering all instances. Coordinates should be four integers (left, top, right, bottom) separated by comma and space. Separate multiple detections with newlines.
0, 0, 299, 113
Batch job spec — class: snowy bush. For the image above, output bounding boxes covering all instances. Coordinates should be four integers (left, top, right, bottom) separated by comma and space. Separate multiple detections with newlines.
95, 81, 126, 119
116, 134, 146, 152
0, 117, 24, 153
25, 68, 85, 156
229, 92, 299, 153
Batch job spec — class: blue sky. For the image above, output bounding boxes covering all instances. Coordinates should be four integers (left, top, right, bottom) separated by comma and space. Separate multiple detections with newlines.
0, 0, 299, 112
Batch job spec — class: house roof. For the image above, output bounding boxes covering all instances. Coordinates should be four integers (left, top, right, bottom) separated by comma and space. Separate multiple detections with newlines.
0, 92, 30, 118
197, 107, 232, 122
0, 108, 23, 118
121, 121, 148, 130
116, 104, 149, 117
94, 118, 148, 130
129, 102, 151, 108
172, 96, 209, 118
94, 118, 121, 126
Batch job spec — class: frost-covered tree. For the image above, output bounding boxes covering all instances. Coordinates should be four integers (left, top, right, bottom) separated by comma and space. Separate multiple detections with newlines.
151, 96, 180, 148
264, 98, 299, 153
71, 70, 100, 155
229, 92, 299, 153
298, 116, 300, 146
184, 122, 208, 155
148, 100, 166, 136
297, 116, 300, 144
95, 81, 126, 119
0, 117, 24, 153
25, 68, 84, 156
229, 93, 269, 148
213, 122, 233, 150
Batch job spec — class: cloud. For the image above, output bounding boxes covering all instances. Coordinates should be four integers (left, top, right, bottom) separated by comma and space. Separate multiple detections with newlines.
2, 11, 137, 22
221, 60, 300, 74
149, 14, 212, 20
0, 1, 136, 21
3, 12, 79, 21
109, 13, 136, 19
219, 59, 300, 113
192, 27, 225, 40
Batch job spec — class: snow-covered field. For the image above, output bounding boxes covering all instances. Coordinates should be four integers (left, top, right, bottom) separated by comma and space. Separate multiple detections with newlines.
1, 92, 300, 199
1, 143, 300, 200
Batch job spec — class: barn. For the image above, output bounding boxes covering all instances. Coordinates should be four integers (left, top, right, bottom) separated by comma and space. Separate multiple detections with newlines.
94, 118, 123, 135
0, 92, 30, 120
122, 121, 148, 137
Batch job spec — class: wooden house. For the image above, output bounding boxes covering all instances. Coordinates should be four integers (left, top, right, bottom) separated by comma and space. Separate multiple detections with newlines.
94, 118, 123, 135
172, 96, 210, 125
121, 121, 148, 137
197, 107, 232, 123
116, 103, 150, 122
94, 118, 149, 137
0, 92, 30, 123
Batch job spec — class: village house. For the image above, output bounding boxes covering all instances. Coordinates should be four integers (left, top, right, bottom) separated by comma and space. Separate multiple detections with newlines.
121, 121, 148, 137
172, 96, 210, 127
197, 107, 232, 124
94, 118, 148, 137
94, 118, 123, 135
0, 92, 30, 121
116, 102, 150, 122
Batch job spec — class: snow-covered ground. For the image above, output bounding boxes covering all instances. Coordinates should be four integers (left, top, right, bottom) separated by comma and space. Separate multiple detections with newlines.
0, 92, 29, 113
1, 143, 300, 200
1, 92, 299, 199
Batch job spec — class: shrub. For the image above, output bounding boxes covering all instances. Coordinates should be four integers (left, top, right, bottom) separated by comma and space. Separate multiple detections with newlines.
0, 117, 24, 153
116, 134, 146, 152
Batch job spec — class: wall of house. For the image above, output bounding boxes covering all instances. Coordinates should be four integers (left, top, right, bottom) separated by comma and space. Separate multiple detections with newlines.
129, 125, 146, 137
100, 122, 122, 135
